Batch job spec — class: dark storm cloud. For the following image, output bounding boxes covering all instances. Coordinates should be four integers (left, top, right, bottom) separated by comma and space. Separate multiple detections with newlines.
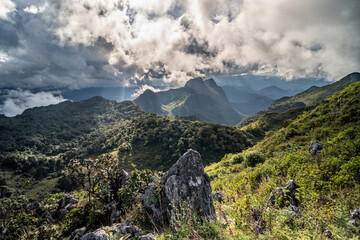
0, 0, 359, 90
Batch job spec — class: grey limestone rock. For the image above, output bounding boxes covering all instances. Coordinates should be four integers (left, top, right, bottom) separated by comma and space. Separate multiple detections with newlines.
68, 227, 86, 240
162, 149, 216, 223
309, 141, 323, 156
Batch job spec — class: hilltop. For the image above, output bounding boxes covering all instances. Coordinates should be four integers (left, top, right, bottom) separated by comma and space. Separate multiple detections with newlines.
135, 77, 245, 125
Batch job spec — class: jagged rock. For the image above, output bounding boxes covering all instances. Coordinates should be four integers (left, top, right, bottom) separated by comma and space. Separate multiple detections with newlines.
80, 220, 142, 240
142, 182, 163, 222
268, 180, 300, 216
212, 191, 225, 203
106, 202, 120, 224
162, 149, 216, 224
68, 227, 86, 240
349, 208, 360, 227
143, 149, 216, 225
57, 194, 78, 219
26, 201, 55, 223
81, 229, 108, 240
139, 234, 156, 240
0, 224, 9, 240
309, 141, 323, 156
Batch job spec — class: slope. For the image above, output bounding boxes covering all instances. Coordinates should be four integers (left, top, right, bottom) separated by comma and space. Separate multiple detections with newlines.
205, 81, 360, 238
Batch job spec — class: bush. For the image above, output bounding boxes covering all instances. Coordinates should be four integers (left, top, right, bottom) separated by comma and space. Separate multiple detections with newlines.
232, 154, 244, 164
244, 151, 265, 167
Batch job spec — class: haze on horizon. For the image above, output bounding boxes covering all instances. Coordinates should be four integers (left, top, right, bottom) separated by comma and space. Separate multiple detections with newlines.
0, 0, 359, 115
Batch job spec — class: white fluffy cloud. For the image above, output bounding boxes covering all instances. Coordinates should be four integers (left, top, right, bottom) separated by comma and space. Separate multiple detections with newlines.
0, 90, 67, 116
0, 0, 16, 20
131, 85, 161, 98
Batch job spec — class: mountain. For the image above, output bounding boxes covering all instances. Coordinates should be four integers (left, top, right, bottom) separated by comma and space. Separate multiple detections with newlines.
61, 87, 137, 102
0, 95, 254, 199
2, 78, 360, 240
258, 85, 289, 99
238, 72, 360, 136
135, 77, 245, 125
222, 86, 274, 115
266, 72, 360, 112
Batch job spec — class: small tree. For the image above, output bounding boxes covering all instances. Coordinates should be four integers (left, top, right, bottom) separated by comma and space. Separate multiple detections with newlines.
64, 154, 121, 202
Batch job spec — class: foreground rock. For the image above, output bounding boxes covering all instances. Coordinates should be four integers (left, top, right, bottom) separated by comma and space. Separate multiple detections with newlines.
349, 208, 360, 227
57, 194, 78, 220
268, 180, 300, 216
80, 220, 151, 240
143, 149, 216, 225
309, 141, 323, 156
68, 227, 86, 240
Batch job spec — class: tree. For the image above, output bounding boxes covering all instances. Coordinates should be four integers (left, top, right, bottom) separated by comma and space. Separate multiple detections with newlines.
64, 154, 122, 202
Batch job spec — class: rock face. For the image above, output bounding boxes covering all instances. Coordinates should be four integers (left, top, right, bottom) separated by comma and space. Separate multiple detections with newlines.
268, 180, 300, 216
143, 149, 216, 225
57, 194, 78, 220
106, 202, 120, 224
349, 208, 360, 227
68, 227, 86, 240
309, 141, 323, 156
80, 220, 143, 240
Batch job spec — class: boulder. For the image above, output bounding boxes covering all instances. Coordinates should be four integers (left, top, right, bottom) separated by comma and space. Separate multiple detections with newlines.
143, 149, 216, 225
139, 234, 156, 240
106, 202, 120, 224
80, 220, 143, 240
57, 194, 78, 220
349, 208, 360, 227
68, 227, 86, 240
142, 182, 163, 222
267, 180, 300, 216
309, 141, 323, 156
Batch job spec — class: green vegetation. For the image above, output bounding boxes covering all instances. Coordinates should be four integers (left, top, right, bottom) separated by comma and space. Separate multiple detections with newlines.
205, 81, 360, 238
266, 72, 359, 112
86, 113, 254, 170
1, 76, 360, 239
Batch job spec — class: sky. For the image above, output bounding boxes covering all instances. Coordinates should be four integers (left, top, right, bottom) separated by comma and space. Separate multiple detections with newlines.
0, 0, 359, 116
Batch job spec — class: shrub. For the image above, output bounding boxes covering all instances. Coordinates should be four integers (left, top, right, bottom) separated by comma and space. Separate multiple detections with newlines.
232, 154, 244, 164
244, 151, 265, 167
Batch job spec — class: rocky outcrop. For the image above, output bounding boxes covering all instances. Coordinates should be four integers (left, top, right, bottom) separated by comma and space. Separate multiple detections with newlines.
57, 194, 78, 220
106, 202, 120, 225
80, 220, 145, 240
68, 227, 86, 240
309, 141, 323, 156
109, 169, 129, 199
138, 234, 156, 240
349, 208, 360, 227
143, 149, 216, 225
268, 180, 300, 216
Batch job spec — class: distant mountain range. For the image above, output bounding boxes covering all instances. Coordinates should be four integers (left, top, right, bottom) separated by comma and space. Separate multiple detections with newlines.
134, 77, 246, 125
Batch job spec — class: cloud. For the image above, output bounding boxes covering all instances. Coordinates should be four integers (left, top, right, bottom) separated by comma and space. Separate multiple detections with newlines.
0, 0, 16, 21
0, 90, 67, 116
131, 85, 161, 98
0, 0, 359, 90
